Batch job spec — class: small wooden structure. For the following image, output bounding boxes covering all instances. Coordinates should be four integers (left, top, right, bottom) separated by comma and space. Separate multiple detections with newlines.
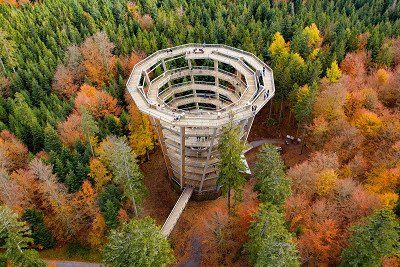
127, 44, 275, 196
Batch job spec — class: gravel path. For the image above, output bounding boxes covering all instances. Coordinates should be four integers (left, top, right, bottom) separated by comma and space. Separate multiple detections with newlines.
178, 236, 202, 267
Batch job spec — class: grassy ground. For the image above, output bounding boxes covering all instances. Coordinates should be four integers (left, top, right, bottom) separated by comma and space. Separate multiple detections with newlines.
39, 245, 102, 263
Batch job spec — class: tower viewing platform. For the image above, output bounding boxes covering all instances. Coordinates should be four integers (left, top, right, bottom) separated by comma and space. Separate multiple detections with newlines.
127, 44, 275, 197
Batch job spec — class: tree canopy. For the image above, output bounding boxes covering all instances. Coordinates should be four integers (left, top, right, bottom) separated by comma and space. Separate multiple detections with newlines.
103, 217, 175, 267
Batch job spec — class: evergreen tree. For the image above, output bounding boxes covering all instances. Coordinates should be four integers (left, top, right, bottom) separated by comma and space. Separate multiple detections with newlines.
103, 217, 175, 267
0, 205, 46, 267
80, 107, 99, 156
0, 29, 16, 74
22, 209, 55, 249
217, 123, 248, 212
99, 184, 123, 229
44, 123, 62, 153
341, 209, 399, 267
100, 136, 146, 216
254, 144, 291, 206
246, 203, 300, 267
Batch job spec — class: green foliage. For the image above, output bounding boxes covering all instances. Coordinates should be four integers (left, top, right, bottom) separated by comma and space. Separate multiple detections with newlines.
98, 115, 123, 138
246, 203, 300, 267
217, 123, 248, 211
293, 83, 318, 125
103, 217, 175, 267
0, 29, 16, 74
49, 142, 91, 192
254, 145, 291, 206
8, 93, 44, 152
0, 0, 398, 260
99, 184, 123, 229
43, 123, 62, 153
341, 209, 400, 267
0, 205, 46, 267
0, 0, 398, 104
22, 209, 55, 249
101, 136, 147, 216
80, 107, 99, 156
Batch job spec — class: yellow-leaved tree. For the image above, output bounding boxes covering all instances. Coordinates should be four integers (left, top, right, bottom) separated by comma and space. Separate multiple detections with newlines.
89, 158, 112, 192
302, 23, 323, 49
326, 60, 342, 83
353, 109, 382, 137
127, 103, 156, 160
269, 32, 290, 57
365, 165, 400, 207
316, 169, 338, 196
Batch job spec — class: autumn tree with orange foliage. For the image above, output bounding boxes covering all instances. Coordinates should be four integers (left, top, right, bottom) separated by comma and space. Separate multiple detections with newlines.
285, 153, 381, 265
53, 46, 85, 98
75, 84, 121, 119
0, 130, 29, 171
0, 168, 30, 213
80, 32, 116, 86
119, 51, 145, 77
53, 32, 117, 98
72, 180, 106, 246
290, 46, 400, 264
29, 158, 77, 244
57, 112, 84, 147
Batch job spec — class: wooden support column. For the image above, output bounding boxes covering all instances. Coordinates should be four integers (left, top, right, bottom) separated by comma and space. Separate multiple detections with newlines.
161, 60, 173, 88
214, 60, 220, 100
151, 118, 174, 179
180, 127, 186, 189
243, 116, 255, 142
188, 60, 194, 83
237, 71, 242, 81
199, 128, 217, 192
161, 59, 167, 72
143, 70, 151, 85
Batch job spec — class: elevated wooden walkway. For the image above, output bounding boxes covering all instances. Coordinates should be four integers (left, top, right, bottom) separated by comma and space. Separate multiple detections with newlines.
127, 44, 275, 193
161, 187, 194, 236
126, 43, 275, 128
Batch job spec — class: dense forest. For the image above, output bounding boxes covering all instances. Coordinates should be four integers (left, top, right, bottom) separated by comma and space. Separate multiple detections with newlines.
0, 0, 399, 266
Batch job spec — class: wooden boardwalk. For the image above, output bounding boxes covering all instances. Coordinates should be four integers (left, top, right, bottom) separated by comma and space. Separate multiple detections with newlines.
161, 187, 194, 236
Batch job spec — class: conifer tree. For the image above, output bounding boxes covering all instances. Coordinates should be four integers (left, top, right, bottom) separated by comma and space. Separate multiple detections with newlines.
254, 144, 291, 206
80, 107, 99, 156
0, 205, 46, 267
217, 123, 247, 213
99, 136, 146, 216
341, 209, 399, 267
246, 203, 300, 267
103, 217, 175, 267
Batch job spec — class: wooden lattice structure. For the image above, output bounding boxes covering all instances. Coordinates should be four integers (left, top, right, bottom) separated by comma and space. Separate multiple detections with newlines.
127, 44, 275, 196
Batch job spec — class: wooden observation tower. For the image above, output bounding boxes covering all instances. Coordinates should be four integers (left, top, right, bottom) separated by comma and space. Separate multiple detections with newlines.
127, 44, 275, 199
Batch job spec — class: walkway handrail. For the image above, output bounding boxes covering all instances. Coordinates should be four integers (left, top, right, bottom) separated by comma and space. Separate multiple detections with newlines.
126, 44, 275, 127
